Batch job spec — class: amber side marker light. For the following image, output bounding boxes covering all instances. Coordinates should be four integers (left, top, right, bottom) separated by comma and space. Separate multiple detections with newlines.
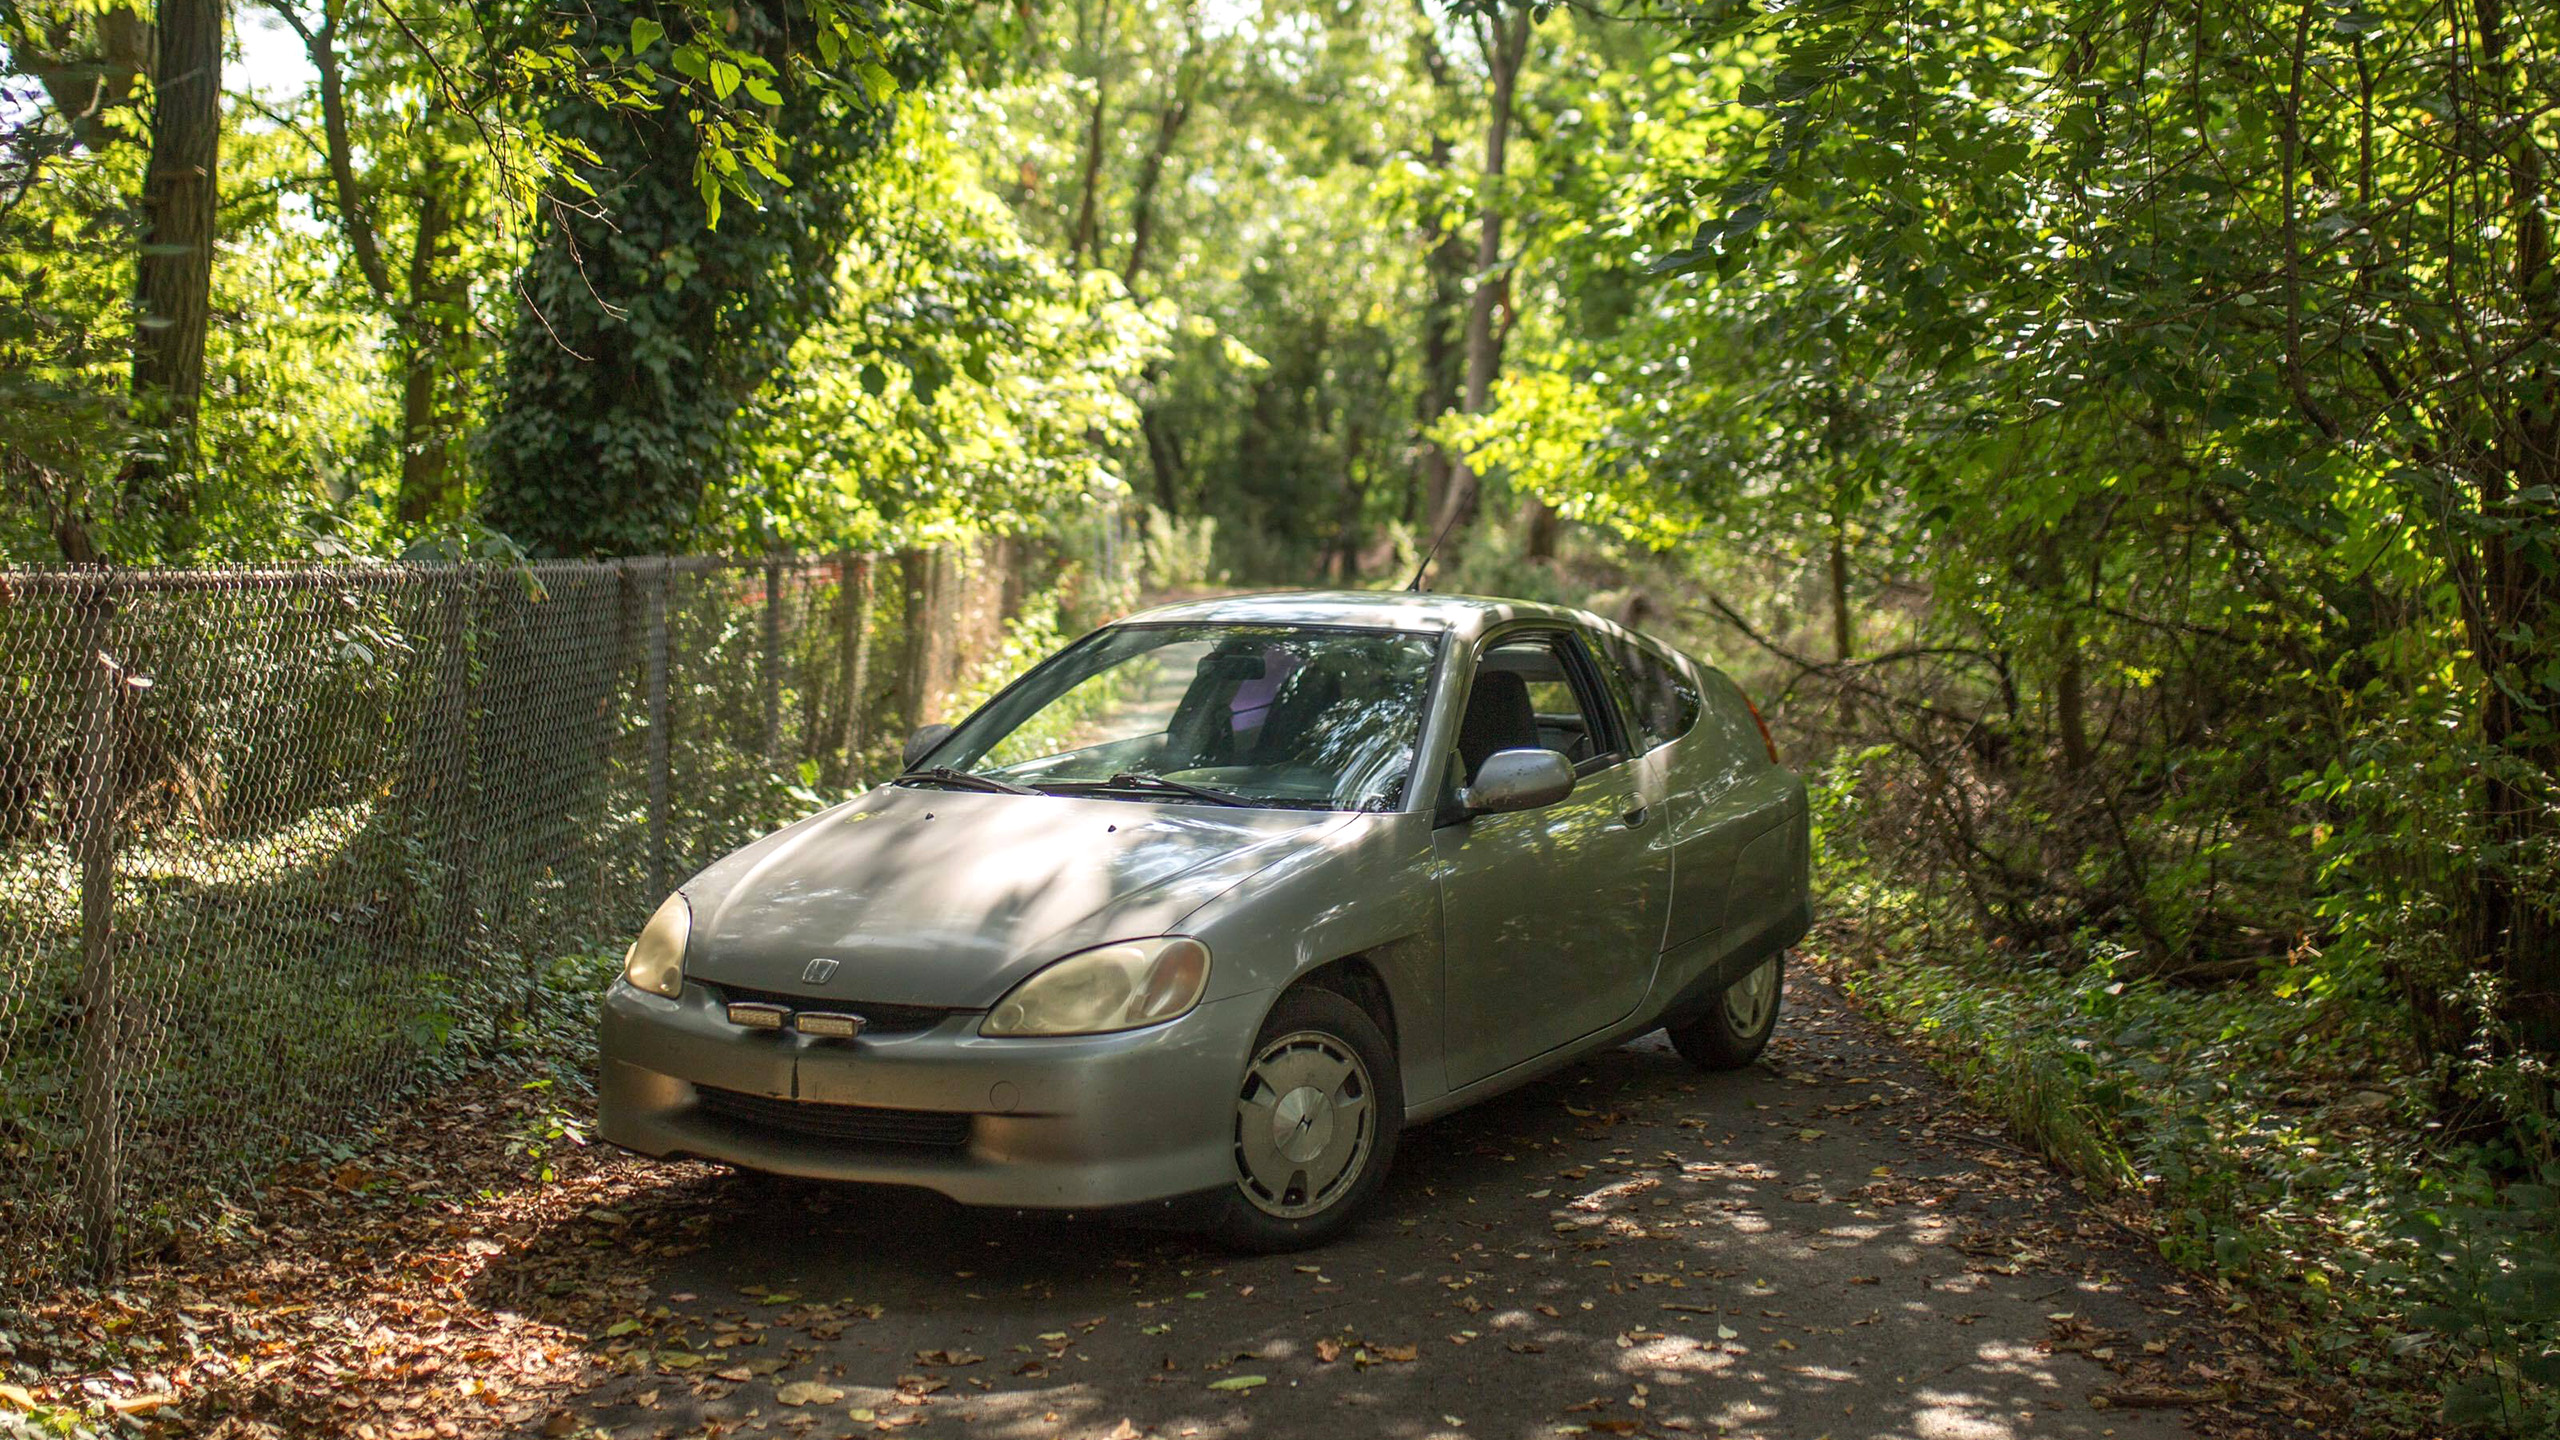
1744, 696, 1780, 764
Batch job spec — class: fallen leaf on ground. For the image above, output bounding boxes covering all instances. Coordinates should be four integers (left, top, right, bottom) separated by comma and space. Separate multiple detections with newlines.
1207, 1375, 1266, 1391
776, 1381, 844, 1406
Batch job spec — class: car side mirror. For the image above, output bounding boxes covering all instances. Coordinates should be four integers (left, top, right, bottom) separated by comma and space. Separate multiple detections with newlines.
902, 723, 954, 770
1459, 747, 1575, 816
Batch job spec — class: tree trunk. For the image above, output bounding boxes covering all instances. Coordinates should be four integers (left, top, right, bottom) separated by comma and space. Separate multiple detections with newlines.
1141, 384, 1185, 514
1521, 501, 1560, 558
304, 0, 392, 301
1140, 377, 1186, 515
2471, 0, 2560, 1068
1829, 508, 1855, 733
1427, 7, 1531, 545
121, 0, 222, 527
2472, 586, 2560, 1066
281, 0, 458, 527
28, 6, 154, 151
2054, 611, 2091, 777
1408, 7, 1468, 534
1068, 0, 1112, 270
1119, 28, 1196, 517
393, 179, 458, 525
1120, 30, 1198, 289
1412, 162, 1467, 532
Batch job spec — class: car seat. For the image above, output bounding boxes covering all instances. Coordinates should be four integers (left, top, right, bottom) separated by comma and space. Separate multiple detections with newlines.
1456, 670, 1539, 783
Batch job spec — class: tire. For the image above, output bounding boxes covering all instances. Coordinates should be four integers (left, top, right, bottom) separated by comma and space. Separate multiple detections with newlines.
1203, 986, 1402, 1252
1667, 950, 1785, 1071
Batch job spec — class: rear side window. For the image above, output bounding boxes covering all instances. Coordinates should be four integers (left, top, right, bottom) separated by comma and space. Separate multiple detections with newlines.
1596, 634, 1702, 751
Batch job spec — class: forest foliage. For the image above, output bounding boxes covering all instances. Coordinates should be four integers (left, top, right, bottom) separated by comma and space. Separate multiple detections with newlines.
2, 0, 2557, 1429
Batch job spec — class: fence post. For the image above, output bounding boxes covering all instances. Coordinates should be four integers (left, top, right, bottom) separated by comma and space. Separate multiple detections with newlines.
71, 574, 122, 1278
645, 561, 671, 900
438, 573, 477, 957
761, 553, 783, 765
835, 555, 873, 782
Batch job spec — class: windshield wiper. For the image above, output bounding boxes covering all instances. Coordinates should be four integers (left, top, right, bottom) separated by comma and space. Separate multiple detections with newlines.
1041, 771, 1255, 808
894, 767, 1037, 796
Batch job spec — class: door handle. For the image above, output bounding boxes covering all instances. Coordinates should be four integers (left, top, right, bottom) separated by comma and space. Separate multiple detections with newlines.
1620, 805, 1649, 829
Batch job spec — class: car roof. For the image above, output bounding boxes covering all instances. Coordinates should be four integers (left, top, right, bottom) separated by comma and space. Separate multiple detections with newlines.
1117, 589, 1639, 647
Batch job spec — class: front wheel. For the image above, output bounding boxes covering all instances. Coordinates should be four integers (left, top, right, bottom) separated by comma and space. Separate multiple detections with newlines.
1667, 951, 1785, 1071
1203, 987, 1401, 1252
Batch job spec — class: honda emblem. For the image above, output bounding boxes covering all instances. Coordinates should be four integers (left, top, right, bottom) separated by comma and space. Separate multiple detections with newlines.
801, 957, 840, 986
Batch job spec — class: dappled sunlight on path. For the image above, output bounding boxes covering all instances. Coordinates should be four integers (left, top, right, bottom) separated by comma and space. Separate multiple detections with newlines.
474, 974, 2269, 1440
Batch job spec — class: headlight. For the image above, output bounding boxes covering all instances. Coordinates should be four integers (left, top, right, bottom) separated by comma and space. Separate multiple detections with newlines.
980, 937, 1212, 1037
622, 892, 690, 998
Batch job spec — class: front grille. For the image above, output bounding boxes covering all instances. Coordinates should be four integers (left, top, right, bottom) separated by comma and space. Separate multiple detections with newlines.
694, 1086, 975, 1149
708, 984, 954, 1035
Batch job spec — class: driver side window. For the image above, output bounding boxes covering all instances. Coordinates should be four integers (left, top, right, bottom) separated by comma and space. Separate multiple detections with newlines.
1461, 631, 1620, 782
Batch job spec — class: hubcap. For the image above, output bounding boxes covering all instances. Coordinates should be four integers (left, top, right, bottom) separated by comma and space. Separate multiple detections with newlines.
1724, 957, 1780, 1035
1271, 1086, 1337, 1162
1234, 1031, 1374, 1219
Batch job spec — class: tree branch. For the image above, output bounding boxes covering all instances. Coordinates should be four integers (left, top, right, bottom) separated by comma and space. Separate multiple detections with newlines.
268, 0, 396, 305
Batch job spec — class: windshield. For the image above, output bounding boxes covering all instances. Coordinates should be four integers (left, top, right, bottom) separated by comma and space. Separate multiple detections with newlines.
916, 623, 1442, 811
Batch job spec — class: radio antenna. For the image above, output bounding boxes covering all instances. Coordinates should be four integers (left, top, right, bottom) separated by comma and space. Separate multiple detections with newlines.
1406, 507, 1463, 592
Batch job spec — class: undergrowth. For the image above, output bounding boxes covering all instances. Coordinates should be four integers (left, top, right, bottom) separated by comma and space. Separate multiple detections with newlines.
1813, 755, 2560, 1438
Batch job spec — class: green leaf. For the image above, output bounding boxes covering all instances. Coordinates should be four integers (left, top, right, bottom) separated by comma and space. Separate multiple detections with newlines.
1207, 1375, 1267, 1391
628, 16, 664, 53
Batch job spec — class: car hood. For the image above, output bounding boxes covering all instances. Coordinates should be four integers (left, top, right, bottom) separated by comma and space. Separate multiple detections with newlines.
680, 783, 1352, 1008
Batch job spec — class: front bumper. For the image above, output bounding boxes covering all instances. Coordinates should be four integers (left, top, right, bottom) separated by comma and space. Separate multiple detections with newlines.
596, 980, 1269, 1209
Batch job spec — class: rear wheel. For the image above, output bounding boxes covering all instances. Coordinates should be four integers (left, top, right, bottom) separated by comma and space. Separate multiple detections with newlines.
1667, 951, 1785, 1070
1204, 987, 1401, 1252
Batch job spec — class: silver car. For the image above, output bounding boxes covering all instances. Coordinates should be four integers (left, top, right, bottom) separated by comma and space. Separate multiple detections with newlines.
599, 591, 1809, 1250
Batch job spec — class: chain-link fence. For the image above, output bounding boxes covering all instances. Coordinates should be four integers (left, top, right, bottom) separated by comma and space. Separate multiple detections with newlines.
0, 543, 1120, 1294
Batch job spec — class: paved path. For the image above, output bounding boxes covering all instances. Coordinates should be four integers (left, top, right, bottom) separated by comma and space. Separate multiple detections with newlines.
507, 974, 2215, 1440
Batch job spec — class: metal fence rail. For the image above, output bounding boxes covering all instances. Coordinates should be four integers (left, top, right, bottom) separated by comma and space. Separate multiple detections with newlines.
0, 547, 1080, 1292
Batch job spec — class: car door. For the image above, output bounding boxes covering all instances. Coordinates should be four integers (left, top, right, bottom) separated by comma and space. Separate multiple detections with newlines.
1433, 624, 1672, 1089
1592, 629, 1734, 950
